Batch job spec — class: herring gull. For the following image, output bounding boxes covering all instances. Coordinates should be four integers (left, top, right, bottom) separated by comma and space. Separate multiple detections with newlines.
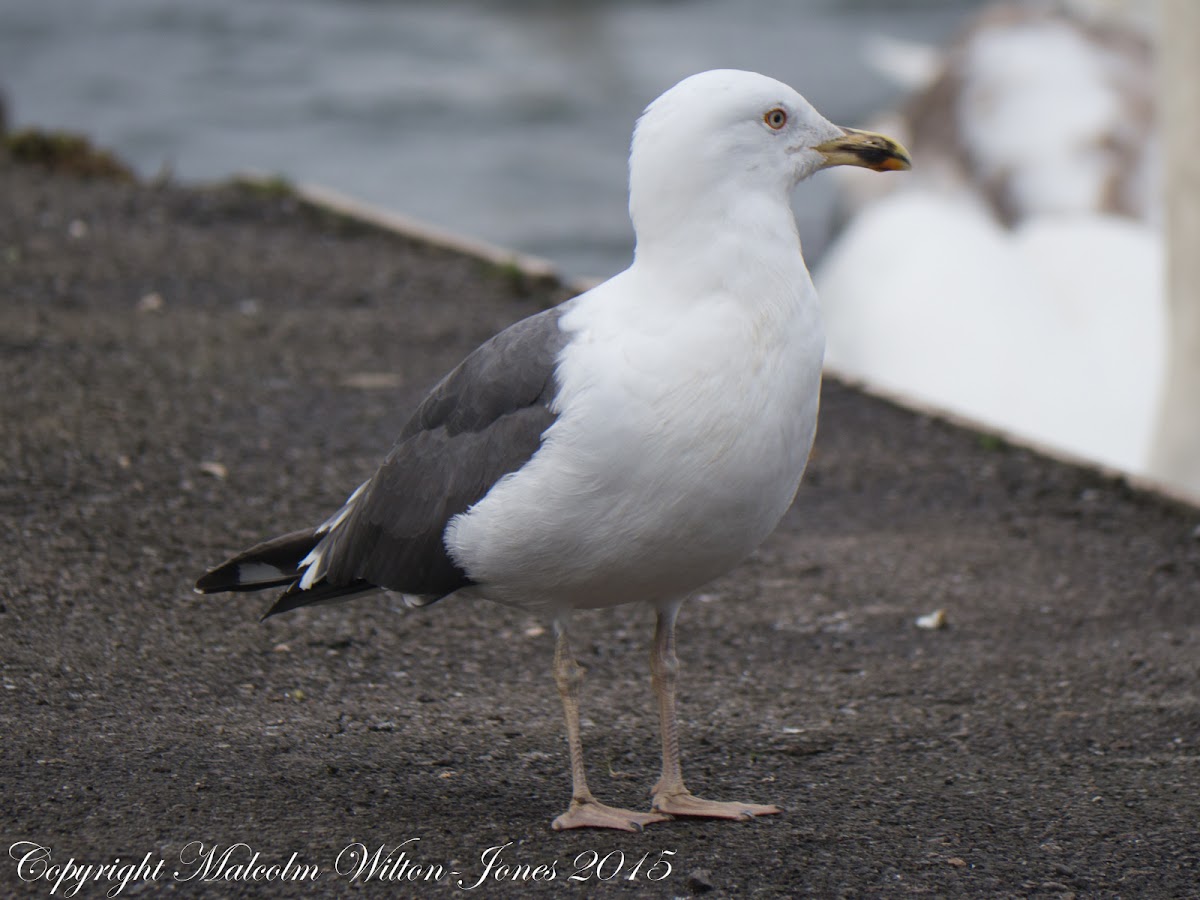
195, 68, 910, 831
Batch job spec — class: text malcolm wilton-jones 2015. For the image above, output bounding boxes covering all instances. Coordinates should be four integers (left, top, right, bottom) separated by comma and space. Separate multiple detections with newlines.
8, 839, 679, 895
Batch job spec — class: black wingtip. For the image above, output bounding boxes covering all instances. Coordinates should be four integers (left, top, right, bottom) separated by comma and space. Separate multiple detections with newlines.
194, 563, 238, 594
259, 578, 380, 621
194, 565, 231, 594
260, 589, 310, 620
195, 562, 296, 595
193, 529, 321, 595
195, 531, 381, 619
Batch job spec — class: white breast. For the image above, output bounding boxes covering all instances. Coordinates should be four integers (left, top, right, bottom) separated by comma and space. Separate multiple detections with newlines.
444, 262, 824, 612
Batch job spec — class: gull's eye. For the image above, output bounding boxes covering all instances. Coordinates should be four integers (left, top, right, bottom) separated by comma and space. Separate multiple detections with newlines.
764, 108, 788, 130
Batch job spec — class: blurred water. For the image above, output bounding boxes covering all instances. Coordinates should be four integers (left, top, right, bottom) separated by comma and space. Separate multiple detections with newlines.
0, 0, 984, 280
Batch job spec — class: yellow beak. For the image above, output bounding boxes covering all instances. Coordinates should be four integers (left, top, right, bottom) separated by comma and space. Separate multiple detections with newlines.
814, 126, 912, 172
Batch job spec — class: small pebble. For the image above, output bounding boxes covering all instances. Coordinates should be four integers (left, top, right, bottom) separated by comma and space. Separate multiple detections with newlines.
198, 460, 228, 480
916, 609, 947, 630
340, 372, 403, 390
137, 291, 165, 313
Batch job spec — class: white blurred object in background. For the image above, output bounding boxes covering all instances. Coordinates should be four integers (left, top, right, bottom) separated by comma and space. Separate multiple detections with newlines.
819, 1, 1168, 483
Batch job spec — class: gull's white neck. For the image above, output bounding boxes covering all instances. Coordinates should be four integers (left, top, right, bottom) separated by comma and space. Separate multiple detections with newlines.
629, 181, 810, 306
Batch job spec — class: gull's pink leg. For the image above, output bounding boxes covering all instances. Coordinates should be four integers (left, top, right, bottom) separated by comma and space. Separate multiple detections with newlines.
550, 623, 672, 832
649, 601, 782, 821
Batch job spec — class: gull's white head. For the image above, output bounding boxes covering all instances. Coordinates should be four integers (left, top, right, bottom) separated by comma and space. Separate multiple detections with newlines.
628, 69, 910, 244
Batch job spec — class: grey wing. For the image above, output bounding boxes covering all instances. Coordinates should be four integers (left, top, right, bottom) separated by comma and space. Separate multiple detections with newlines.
288, 303, 572, 604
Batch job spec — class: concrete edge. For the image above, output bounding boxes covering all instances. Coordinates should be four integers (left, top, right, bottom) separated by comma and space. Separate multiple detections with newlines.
825, 364, 1200, 511
236, 172, 598, 295
237, 172, 1199, 514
